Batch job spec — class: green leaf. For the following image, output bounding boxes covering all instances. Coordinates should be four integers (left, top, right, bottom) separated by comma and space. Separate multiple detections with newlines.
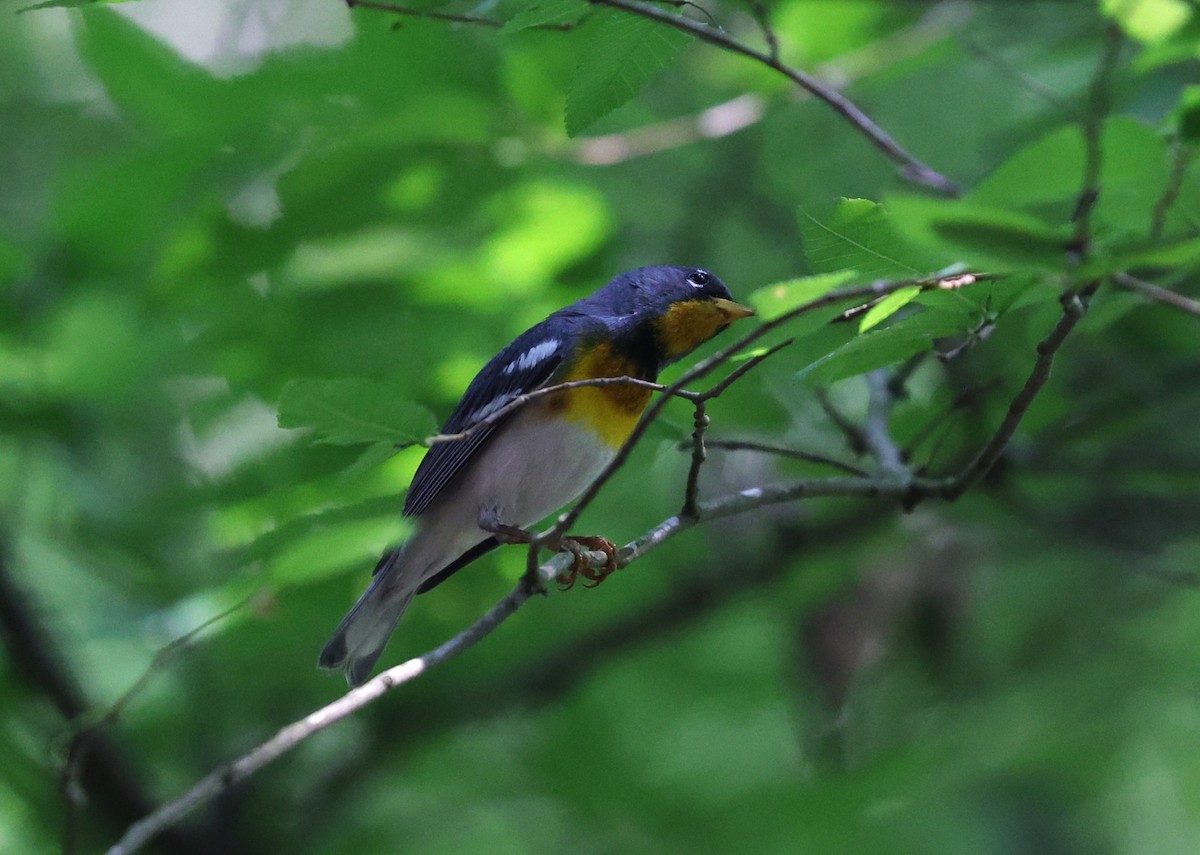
564, 11, 690, 137
1173, 85, 1200, 141
74, 8, 227, 138
502, 0, 588, 33
1119, 235, 1200, 270
798, 199, 932, 280
971, 126, 1085, 208
859, 285, 921, 332
277, 379, 437, 447
887, 195, 1070, 272
747, 270, 859, 322
798, 308, 974, 385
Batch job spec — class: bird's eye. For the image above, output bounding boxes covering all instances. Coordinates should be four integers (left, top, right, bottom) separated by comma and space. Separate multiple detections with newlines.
687, 270, 710, 288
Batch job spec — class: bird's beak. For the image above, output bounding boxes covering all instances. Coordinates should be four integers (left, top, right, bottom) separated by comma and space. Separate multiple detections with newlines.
712, 298, 756, 320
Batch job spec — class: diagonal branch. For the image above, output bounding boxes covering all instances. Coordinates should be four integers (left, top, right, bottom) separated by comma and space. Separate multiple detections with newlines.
1112, 272, 1200, 319
588, 0, 958, 194
109, 269, 1066, 854
933, 285, 1096, 501
862, 369, 906, 478
543, 272, 988, 545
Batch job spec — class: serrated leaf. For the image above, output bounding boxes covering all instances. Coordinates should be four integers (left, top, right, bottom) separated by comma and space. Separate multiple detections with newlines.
565, 11, 690, 137
798, 309, 974, 385
798, 199, 932, 280
859, 285, 921, 332
278, 379, 437, 447
502, 0, 588, 33
748, 270, 859, 322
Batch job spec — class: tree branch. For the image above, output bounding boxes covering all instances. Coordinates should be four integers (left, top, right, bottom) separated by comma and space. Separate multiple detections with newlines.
1113, 272, 1200, 318
862, 369, 906, 478
933, 286, 1096, 501
588, 0, 958, 195
1150, 140, 1192, 241
681, 400, 709, 518
109, 270, 1064, 853
693, 439, 868, 477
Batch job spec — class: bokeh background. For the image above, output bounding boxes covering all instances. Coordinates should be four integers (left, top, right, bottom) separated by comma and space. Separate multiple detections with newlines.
3, 0, 1200, 853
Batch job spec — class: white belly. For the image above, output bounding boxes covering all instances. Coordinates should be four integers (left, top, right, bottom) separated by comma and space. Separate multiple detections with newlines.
400, 411, 615, 585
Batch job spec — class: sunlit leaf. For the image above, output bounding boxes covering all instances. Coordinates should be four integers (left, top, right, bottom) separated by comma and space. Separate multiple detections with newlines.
858, 285, 921, 332
748, 270, 859, 322
798, 199, 931, 280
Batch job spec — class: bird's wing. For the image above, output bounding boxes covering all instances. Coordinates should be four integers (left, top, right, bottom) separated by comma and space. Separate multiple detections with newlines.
402, 324, 573, 518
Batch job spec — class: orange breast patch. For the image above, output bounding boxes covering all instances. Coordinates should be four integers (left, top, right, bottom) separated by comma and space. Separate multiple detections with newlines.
547, 341, 653, 448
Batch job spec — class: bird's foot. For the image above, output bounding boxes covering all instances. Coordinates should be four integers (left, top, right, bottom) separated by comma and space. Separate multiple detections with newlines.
556, 536, 619, 590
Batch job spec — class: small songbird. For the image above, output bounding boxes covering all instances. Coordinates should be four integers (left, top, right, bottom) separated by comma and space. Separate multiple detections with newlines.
319, 265, 755, 686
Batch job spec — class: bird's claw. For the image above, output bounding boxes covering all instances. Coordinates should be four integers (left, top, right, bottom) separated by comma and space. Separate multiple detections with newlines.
555, 536, 619, 591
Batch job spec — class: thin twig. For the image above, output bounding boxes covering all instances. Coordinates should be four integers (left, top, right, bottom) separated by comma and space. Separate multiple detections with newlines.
887, 351, 928, 399
1070, 23, 1123, 255
351, 0, 955, 190
934, 285, 1097, 501
587, 0, 958, 195
746, 0, 780, 62
543, 274, 982, 545
107, 271, 1088, 852
105, 559, 574, 855
695, 439, 869, 477
815, 388, 868, 455
697, 338, 794, 401
1112, 273, 1200, 318
681, 400, 709, 518
1150, 141, 1194, 241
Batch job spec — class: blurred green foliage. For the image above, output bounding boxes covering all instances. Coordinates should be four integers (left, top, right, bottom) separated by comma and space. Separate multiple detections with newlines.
2, 1, 1200, 853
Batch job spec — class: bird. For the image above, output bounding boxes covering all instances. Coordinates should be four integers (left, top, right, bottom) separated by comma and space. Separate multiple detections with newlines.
318, 265, 755, 686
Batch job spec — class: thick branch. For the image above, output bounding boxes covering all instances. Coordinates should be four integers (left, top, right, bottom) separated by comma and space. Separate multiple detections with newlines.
862, 369, 906, 478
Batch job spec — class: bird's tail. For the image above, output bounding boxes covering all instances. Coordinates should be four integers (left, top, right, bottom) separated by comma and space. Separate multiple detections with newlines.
318, 553, 417, 687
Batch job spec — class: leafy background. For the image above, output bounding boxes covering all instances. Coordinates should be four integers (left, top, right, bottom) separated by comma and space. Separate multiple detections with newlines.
2, 0, 1200, 853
